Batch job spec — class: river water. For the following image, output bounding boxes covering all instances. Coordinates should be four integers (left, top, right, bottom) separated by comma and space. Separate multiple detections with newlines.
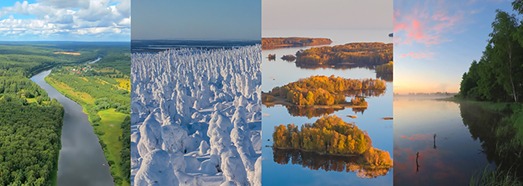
31, 70, 113, 186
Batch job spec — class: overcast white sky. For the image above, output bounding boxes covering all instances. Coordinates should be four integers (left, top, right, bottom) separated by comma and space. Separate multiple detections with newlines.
263, 0, 393, 31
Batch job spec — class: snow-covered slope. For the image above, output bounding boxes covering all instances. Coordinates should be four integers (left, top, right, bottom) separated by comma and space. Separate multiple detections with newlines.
131, 45, 262, 186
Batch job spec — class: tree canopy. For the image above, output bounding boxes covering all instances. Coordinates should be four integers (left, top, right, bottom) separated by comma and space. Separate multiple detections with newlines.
460, 9, 523, 103
263, 75, 385, 106
272, 115, 392, 168
295, 42, 392, 69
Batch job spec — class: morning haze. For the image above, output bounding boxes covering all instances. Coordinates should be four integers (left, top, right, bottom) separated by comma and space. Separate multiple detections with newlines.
132, 0, 261, 41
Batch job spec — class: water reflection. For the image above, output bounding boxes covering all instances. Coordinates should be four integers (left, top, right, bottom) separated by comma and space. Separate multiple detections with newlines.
273, 149, 391, 178
262, 90, 383, 118
265, 105, 368, 118
459, 102, 523, 178
376, 73, 392, 82
395, 98, 523, 185
393, 98, 492, 185
295, 63, 377, 70
262, 29, 393, 185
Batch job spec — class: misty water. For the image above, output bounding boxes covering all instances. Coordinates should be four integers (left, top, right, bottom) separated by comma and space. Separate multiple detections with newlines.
393, 96, 500, 185
261, 29, 393, 185
31, 70, 113, 186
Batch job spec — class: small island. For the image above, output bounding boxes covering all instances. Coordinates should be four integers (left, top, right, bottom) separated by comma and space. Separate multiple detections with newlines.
262, 37, 332, 50
268, 54, 276, 61
272, 115, 393, 169
262, 75, 386, 107
295, 42, 392, 69
281, 54, 296, 62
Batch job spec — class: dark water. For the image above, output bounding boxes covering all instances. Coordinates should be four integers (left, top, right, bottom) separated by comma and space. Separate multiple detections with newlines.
393, 97, 500, 185
262, 29, 393, 186
131, 40, 260, 53
31, 70, 113, 186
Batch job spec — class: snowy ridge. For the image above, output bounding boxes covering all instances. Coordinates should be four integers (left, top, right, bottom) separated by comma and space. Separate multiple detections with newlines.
131, 45, 262, 186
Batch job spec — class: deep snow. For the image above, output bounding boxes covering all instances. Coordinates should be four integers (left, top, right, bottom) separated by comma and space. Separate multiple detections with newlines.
131, 45, 262, 186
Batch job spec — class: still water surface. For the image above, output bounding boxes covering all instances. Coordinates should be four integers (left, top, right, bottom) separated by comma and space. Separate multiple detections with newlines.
393, 96, 496, 185
262, 29, 393, 186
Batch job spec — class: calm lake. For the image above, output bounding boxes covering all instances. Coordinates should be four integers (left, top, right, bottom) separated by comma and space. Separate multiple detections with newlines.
262, 29, 393, 186
393, 96, 498, 185
31, 70, 114, 186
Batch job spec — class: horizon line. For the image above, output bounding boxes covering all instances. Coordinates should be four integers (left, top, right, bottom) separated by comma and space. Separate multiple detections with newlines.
0, 40, 130, 43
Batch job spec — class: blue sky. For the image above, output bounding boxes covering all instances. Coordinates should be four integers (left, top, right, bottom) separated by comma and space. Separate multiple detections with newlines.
394, 0, 516, 94
0, 0, 130, 41
131, 0, 261, 41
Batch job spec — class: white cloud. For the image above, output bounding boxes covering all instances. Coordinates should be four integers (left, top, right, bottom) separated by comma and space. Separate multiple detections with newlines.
0, 0, 129, 40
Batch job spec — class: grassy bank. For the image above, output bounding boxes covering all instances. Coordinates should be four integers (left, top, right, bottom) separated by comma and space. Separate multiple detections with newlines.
45, 73, 130, 186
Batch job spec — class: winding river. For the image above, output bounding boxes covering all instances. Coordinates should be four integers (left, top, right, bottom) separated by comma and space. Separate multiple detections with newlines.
31, 70, 114, 186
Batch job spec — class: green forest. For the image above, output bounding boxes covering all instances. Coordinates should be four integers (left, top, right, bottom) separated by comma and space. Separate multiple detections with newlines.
295, 42, 392, 68
459, 1, 523, 184
45, 47, 131, 186
272, 115, 392, 168
263, 75, 385, 106
0, 43, 99, 77
0, 78, 63, 186
0, 42, 130, 185
0, 42, 103, 185
459, 9, 523, 103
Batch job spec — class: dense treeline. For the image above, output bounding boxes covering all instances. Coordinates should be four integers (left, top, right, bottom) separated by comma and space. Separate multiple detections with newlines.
0, 77, 46, 99
120, 116, 131, 182
93, 47, 131, 75
263, 75, 385, 106
272, 115, 392, 168
458, 2, 523, 184
0, 44, 99, 77
295, 42, 392, 69
460, 8, 523, 103
0, 79, 63, 185
262, 37, 332, 50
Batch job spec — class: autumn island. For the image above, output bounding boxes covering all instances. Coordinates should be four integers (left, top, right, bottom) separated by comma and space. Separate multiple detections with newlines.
295, 42, 392, 69
262, 37, 333, 50
273, 115, 393, 169
262, 75, 386, 109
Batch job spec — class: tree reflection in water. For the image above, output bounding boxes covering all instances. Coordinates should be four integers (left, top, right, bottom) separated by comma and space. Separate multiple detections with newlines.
459, 102, 523, 178
282, 105, 368, 118
273, 149, 391, 178
264, 89, 383, 118
376, 72, 392, 82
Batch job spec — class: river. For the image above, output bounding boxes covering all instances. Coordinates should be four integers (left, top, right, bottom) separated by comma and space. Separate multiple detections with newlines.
31, 70, 114, 186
